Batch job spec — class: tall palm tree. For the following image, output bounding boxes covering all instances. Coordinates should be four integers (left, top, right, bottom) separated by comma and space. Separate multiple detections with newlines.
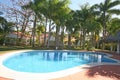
76, 4, 93, 49
36, 25, 45, 46
65, 10, 76, 49
70, 4, 101, 49
22, 0, 44, 47
51, 0, 70, 49
86, 20, 102, 48
106, 18, 120, 53
107, 18, 120, 35
23, 0, 70, 48
95, 0, 120, 49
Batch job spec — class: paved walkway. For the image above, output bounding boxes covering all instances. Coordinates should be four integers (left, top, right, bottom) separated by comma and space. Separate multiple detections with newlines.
0, 77, 12, 80
53, 65, 120, 80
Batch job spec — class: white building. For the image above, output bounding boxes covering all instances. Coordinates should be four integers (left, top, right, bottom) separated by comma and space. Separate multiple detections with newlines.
5, 32, 31, 45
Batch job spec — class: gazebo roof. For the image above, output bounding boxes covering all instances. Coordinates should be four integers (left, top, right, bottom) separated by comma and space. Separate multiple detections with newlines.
105, 31, 120, 42
116, 31, 120, 40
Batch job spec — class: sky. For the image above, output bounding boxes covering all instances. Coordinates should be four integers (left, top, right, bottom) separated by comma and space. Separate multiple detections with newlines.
69, 0, 105, 10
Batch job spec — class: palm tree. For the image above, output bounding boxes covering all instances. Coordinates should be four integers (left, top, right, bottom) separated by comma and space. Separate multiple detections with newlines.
36, 25, 45, 46
68, 3, 102, 49
95, 0, 120, 49
0, 17, 14, 45
85, 4, 102, 49
46, 0, 59, 48
86, 20, 101, 48
65, 10, 76, 49
51, 0, 70, 49
75, 4, 93, 49
0, 17, 7, 44
106, 18, 120, 53
108, 18, 120, 35
22, 0, 44, 47
0, 16, 7, 30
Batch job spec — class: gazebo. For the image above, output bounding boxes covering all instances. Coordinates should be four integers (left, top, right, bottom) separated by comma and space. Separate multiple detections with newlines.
105, 31, 120, 54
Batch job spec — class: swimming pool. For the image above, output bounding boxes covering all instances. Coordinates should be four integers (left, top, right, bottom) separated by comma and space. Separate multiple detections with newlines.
3, 50, 118, 73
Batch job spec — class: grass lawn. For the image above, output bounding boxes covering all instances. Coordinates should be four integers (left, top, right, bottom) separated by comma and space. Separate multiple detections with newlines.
0, 46, 32, 55
0, 46, 32, 51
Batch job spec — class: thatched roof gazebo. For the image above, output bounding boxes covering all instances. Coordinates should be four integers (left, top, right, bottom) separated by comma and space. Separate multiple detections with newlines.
105, 31, 120, 54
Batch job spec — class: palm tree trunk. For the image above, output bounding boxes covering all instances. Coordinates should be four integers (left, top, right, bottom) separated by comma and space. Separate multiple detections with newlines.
44, 17, 47, 47
91, 32, 95, 48
3, 33, 6, 46
68, 32, 71, 49
79, 30, 82, 47
16, 26, 19, 45
47, 19, 52, 48
32, 16, 37, 47
38, 33, 41, 46
82, 29, 86, 49
117, 40, 120, 54
55, 26, 60, 49
102, 12, 106, 50
61, 27, 65, 49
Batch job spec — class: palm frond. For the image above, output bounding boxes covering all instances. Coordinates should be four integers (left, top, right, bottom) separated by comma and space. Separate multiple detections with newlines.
108, 9, 120, 15
108, 0, 120, 9
90, 4, 99, 10
104, 0, 111, 9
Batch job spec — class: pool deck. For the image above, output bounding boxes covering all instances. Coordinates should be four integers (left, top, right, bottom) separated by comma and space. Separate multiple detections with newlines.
0, 50, 120, 80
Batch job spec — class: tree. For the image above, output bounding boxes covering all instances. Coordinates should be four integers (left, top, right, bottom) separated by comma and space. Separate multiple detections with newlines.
36, 25, 45, 46
0, 17, 14, 45
66, 3, 102, 49
0, 17, 7, 31
22, 0, 45, 47
65, 10, 76, 49
1, 0, 33, 45
51, 0, 70, 49
75, 4, 93, 49
23, 0, 55, 47
107, 18, 120, 35
86, 20, 102, 48
95, 0, 120, 49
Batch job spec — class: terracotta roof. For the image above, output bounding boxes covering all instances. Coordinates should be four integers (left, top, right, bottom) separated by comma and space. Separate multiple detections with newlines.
40, 34, 49, 38
12, 32, 31, 38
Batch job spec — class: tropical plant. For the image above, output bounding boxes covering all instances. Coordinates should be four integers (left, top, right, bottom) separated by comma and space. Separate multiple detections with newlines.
36, 24, 45, 46
0, 17, 14, 45
75, 4, 94, 49
65, 10, 76, 49
22, 0, 44, 47
107, 18, 120, 35
95, 0, 120, 49
49, 0, 70, 49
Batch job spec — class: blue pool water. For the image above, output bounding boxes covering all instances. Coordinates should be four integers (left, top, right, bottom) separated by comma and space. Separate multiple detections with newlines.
3, 50, 117, 73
